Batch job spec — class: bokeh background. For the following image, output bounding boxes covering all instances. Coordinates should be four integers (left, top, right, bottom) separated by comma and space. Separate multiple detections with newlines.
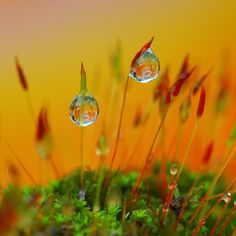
0, 0, 236, 186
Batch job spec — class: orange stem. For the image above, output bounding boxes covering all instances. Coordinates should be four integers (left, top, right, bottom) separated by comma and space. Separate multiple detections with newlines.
103, 76, 129, 190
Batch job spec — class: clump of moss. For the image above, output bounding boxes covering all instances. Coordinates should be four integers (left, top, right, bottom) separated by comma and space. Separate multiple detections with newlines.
0, 165, 235, 235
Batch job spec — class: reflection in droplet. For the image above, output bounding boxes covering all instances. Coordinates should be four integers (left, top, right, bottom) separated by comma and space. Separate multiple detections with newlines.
69, 93, 99, 127
129, 48, 160, 83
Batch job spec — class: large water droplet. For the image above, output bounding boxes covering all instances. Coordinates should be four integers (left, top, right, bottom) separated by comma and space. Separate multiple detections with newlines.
129, 48, 160, 83
222, 192, 232, 203
69, 94, 99, 127
170, 163, 179, 176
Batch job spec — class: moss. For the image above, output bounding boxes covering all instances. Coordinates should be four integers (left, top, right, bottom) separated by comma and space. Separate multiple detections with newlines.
0, 165, 235, 235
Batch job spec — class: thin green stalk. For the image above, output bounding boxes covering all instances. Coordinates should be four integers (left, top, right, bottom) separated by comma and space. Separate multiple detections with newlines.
80, 126, 84, 189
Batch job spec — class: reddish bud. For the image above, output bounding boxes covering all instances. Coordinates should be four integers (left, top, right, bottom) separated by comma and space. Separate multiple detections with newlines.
165, 89, 171, 105
15, 57, 28, 91
36, 107, 50, 142
131, 37, 154, 68
197, 86, 206, 119
202, 141, 214, 164
171, 67, 195, 98
134, 107, 142, 127
178, 54, 189, 77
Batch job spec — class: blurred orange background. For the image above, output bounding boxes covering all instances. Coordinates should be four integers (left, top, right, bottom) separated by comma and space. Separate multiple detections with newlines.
0, 0, 236, 186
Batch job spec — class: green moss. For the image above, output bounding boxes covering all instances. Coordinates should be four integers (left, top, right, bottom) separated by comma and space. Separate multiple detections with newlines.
0, 165, 235, 235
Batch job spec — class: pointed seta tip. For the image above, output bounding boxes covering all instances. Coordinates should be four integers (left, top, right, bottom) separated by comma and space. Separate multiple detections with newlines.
147, 36, 154, 47
80, 62, 87, 92
81, 62, 86, 74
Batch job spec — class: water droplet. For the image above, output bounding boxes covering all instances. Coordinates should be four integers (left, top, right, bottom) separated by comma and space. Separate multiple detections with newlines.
200, 219, 206, 225
129, 48, 160, 83
96, 132, 109, 157
162, 203, 169, 214
96, 147, 109, 157
170, 163, 179, 176
222, 192, 232, 203
69, 93, 99, 127
78, 189, 86, 201
125, 212, 131, 219
234, 200, 236, 206
168, 181, 177, 190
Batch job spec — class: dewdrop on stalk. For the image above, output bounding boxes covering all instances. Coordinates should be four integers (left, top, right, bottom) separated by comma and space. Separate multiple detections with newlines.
129, 37, 160, 83
222, 192, 232, 204
69, 95, 99, 126
69, 63, 99, 126
170, 163, 179, 176
96, 131, 109, 157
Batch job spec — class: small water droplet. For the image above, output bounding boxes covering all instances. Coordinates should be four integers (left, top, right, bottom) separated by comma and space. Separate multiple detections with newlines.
162, 203, 169, 214
170, 163, 179, 176
96, 132, 109, 157
96, 147, 109, 157
78, 189, 86, 201
200, 219, 206, 225
125, 212, 130, 219
129, 48, 160, 83
222, 192, 232, 203
234, 200, 236, 206
69, 93, 99, 127
168, 181, 177, 190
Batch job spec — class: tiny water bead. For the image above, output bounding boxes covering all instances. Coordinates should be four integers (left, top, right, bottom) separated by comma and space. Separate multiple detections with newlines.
129, 48, 160, 83
96, 132, 109, 157
168, 181, 177, 190
78, 189, 86, 201
170, 163, 179, 176
69, 93, 99, 127
222, 192, 232, 203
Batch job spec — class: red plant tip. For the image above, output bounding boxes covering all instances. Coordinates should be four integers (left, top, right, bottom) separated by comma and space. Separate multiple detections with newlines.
165, 89, 171, 106
147, 36, 154, 48
178, 54, 189, 77
202, 141, 214, 164
192, 70, 211, 95
197, 85, 206, 119
15, 56, 28, 91
133, 107, 142, 127
171, 67, 195, 98
7, 163, 19, 178
36, 107, 50, 142
130, 37, 154, 68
